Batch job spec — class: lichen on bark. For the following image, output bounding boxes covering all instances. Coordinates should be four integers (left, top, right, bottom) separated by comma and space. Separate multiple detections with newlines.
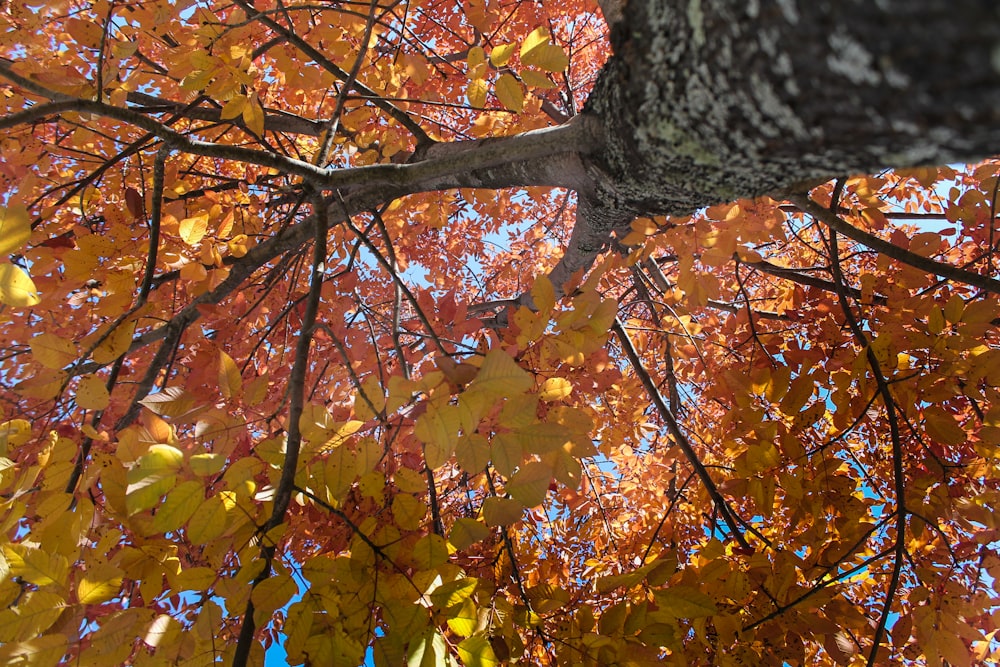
582, 0, 1000, 218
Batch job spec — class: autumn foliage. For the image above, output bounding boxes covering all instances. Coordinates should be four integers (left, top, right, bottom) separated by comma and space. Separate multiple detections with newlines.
0, 1, 998, 665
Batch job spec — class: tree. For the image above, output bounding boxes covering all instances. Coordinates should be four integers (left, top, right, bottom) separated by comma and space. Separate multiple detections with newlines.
0, 0, 998, 663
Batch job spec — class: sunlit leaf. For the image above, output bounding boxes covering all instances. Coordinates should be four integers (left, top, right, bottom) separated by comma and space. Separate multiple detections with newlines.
470, 350, 533, 397
494, 73, 524, 113
29, 332, 76, 370
505, 460, 551, 507
152, 480, 204, 533
178, 213, 209, 246
0, 205, 31, 255
0, 263, 39, 306
76, 373, 110, 410
77, 563, 124, 604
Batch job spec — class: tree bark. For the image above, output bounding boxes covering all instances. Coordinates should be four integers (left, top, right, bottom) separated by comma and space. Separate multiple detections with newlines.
586, 0, 1000, 216
539, 0, 1000, 293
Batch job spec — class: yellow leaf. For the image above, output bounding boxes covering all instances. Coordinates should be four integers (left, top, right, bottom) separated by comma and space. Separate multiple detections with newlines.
519, 69, 557, 89
414, 396, 460, 469
355, 436, 381, 475
250, 574, 297, 618
539, 377, 572, 402
178, 213, 209, 246
91, 319, 136, 364
470, 350, 533, 397
0, 419, 32, 450
924, 407, 966, 445
519, 27, 550, 59
322, 444, 358, 501
144, 614, 181, 649
218, 350, 242, 398
467, 45, 486, 71
489, 43, 516, 68
455, 433, 490, 474
944, 294, 965, 324
152, 480, 204, 533
394, 466, 425, 494
467, 78, 488, 109
125, 472, 174, 515
0, 205, 31, 255
0, 635, 67, 665
242, 94, 265, 136
6, 546, 68, 587
138, 386, 203, 420
430, 577, 478, 610
449, 518, 490, 550
494, 73, 524, 113
498, 393, 539, 429
354, 375, 385, 421
220, 94, 247, 120
514, 422, 572, 455
29, 333, 76, 369
531, 274, 556, 314
653, 586, 718, 619
458, 635, 499, 667
411, 534, 449, 569
520, 43, 569, 72
491, 432, 523, 476
448, 599, 479, 637
392, 494, 425, 531
76, 374, 110, 410
189, 453, 225, 476
170, 566, 217, 593
482, 496, 522, 527
186, 495, 228, 544
0, 263, 39, 307
77, 562, 124, 604
506, 460, 551, 507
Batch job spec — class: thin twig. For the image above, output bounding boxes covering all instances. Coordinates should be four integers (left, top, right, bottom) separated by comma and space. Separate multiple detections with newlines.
611, 318, 752, 551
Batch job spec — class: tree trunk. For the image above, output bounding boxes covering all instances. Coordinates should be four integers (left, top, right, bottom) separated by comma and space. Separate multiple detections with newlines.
583, 0, 1000, 217
540, 0, 1000, 292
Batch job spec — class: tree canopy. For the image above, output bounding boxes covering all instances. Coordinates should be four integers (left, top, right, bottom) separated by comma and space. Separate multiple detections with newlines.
0, 0, 999, 665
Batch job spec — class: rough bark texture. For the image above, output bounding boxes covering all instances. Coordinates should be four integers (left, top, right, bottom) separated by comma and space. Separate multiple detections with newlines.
584, 0, 1000, 218
532, 0, 1000, 295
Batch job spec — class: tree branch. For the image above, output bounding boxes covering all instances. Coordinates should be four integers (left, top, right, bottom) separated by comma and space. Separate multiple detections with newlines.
791, 193, 1000, 295
611, 318, 752, 551
233, 193, 329, 667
